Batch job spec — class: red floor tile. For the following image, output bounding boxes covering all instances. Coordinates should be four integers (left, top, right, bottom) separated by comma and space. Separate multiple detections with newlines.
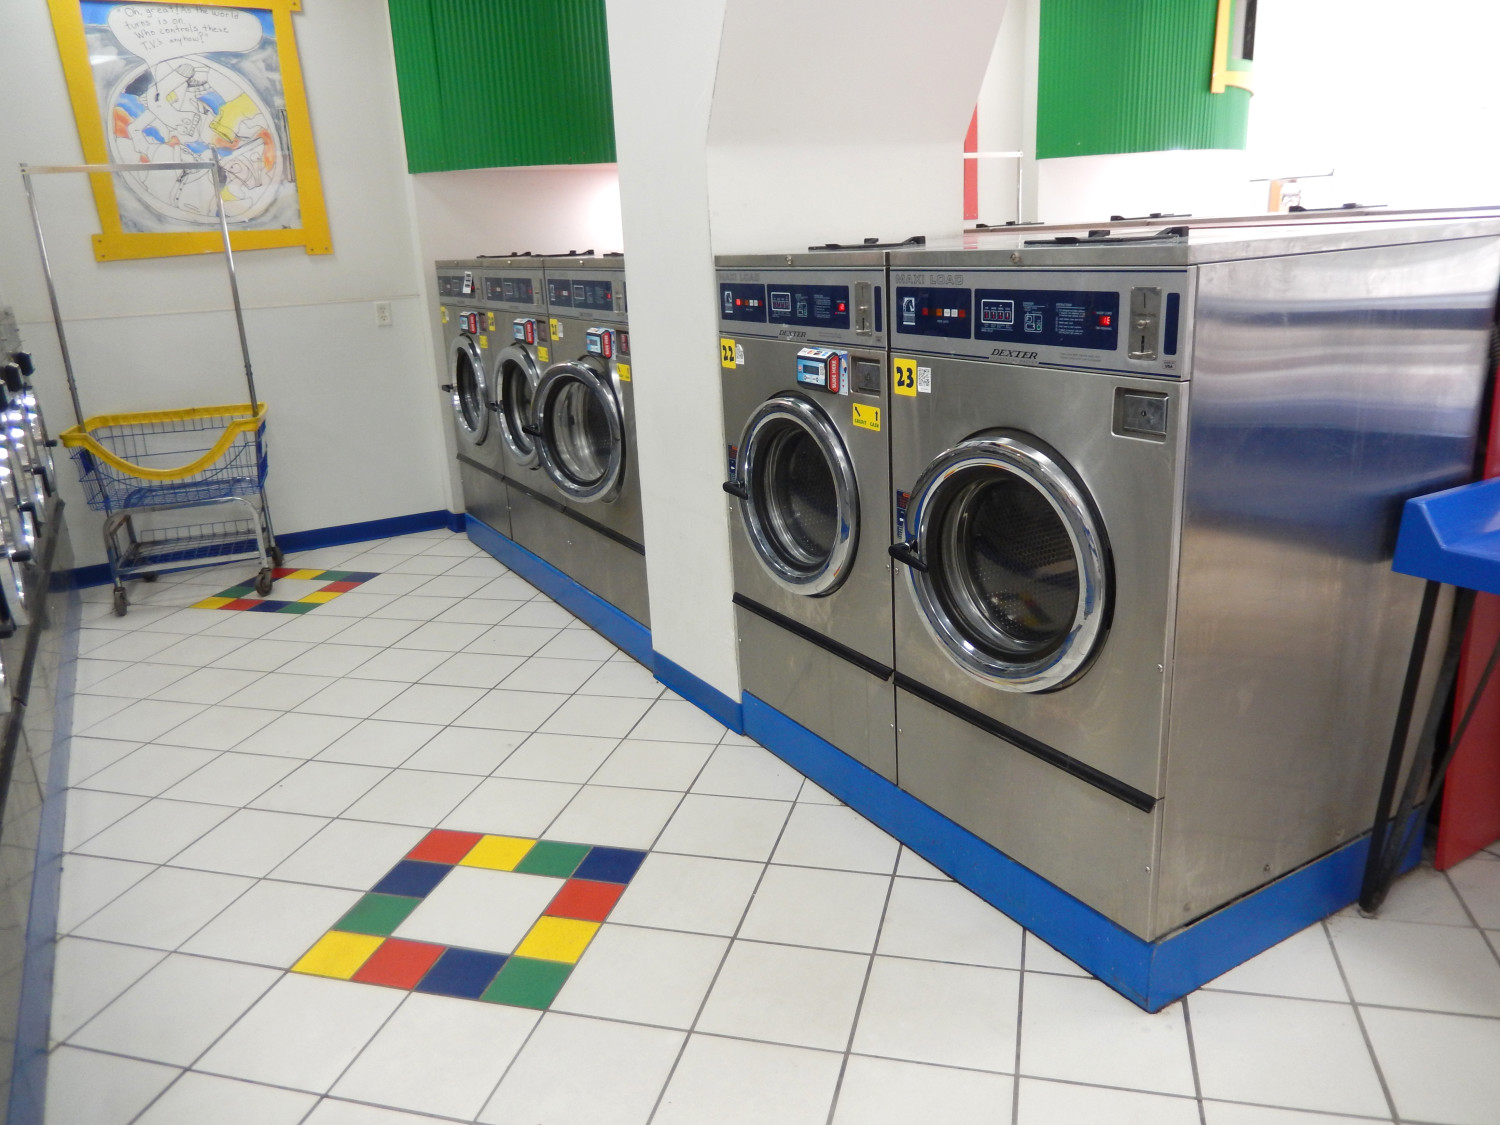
352, 938, 446, 989
407, 828, 483, 864
545, 878, 625, 923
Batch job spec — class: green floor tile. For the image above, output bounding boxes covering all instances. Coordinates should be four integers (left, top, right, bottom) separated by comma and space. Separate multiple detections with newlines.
318, 570, 352, 580
514, 841, 590, 878
279, 601, 318, 613
334, 892, 420, 936
219, 585, 254, 597
483, 957, 572, 1009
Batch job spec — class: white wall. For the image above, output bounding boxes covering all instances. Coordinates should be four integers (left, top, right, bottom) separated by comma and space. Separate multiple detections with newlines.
0, 0, 450, 567
974, 0, 1031, 227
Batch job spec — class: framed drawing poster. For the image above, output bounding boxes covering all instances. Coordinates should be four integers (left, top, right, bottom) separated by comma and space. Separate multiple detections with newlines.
46, 0, 331, 261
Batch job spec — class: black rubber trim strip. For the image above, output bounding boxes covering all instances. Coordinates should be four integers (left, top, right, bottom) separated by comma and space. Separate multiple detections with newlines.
894, 672, 1159, 813
732, 592, 894, 682
457, 454, 644, 556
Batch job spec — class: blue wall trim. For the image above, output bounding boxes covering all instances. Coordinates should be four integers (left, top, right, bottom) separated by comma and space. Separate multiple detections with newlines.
652, 652, 743, 733
465, 516, 653, 667
68, 510, 463, 587
741, 691, 1419, 1011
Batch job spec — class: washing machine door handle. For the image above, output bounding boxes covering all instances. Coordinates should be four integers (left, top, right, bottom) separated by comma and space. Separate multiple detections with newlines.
439, 384, 454, 393
722, 479, 748, 499
521, 423, 543, 438
888, 540, 928, 573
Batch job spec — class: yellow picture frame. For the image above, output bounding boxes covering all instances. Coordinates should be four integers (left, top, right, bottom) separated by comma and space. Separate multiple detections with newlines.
1211, 0, 1255, 95
45, 0, 331, 261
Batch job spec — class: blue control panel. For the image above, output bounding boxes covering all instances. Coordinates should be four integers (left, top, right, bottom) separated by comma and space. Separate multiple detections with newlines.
484, 276, 535, 305
974, 288, 1119, 350
571, 279, 615, 312
894, 287, 972, 339
720, 283, 768, 323
767, 284, 851, 331
547, 279, 573, 307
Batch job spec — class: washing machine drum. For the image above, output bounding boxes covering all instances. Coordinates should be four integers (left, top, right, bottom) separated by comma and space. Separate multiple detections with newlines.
532, 357, 624, 502
733, 393, 858, 596
449, 335, 489, 447
901, 431, 1110, 692
492, 343, 541, 468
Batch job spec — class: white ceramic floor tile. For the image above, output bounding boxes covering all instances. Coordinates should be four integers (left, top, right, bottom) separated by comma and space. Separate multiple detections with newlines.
276, 644, 386, 678
72, 866, 253, 950
151, 666, 266, 705
89, 662, 194, 700
134, 1072, 317, 1125
440, 776, 579, 835
202, 611, 303, 639
1201, 1105, 1388, 1125
454, 687, 570, 731
465, 624, 560, 657
1449, 853, 1500, 928
70, 693, 133, 730
153, 705, 281, 751
43, 1046, 178, 1125
654, 794, 792, 862
505, 600, 575, 628
772, 803, 900, 873
160, 752, 299, 806
698, 939, 869, 1050
538, 694, 653, 738
691, 742, 803, 800
590, 738, 714, 791
499, 655, 604, 694
197, 973, 404, 1093
609, 852, 763, 936
1336, 863, 1473, 926
631, 698, 730, 743
346, 646, 452, 684
366, 572, 454, 596
69, 952, 279, 1066
222, 671, 336, 711
267, 614, 383, 646
231, 712, 360, 759
479, 1011, 683, 1125
181, 879, 362, 966
332, 992, 538, 1119
342, 768, 481, 827
543, 784, 682, 849
82, 699, 206, 743
400, 726, 526, 775
834, 1056, 1014, 1125
577, 660, 663, 698
853, 955, 1018, 1073
55, 854, 155, 932
49, 936, 166, 1044
375, 594, 461, 620
149, 634, 253, 667
314, 592, 398, 618
322, 617, 420, 648
1188, 990, 1389, 1117
474, 573, 540, 601
73, 798, 233, 863
294, 677, 409, 718
535, 628, 619, 660
1361, 1005, 1500, 1125
1327, 913, 1500, 1015
494, 732, 618, 783
61, 790, 147, 851
1019, 973, 1194, 1095
553, 923, 728, 1028
1015, 1078, 1201, 1125
269, 818, 426, 889
390, 620, 490, 652
739, 864, 889, 953
77, 744, 219, 797
250, 761, 388, 816
419, 651, 524, 688
797, 779, 843, 805
653, 1034, 841, 1125
1203, 923, 1349, 1002
877, 877, 1023, 968
434, 597, 526, 625
170, 808, 329, 877
82, 630, 183, 663
394, 866, 562, 953
1023, 933, 1089, 976
315, 719, 440, 767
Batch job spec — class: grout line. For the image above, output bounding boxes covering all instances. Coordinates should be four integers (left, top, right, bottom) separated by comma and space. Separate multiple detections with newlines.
1180, 995, 1208, 1125
1010, 931, 1025, 1125
1441, 867, 1500, 973
1321, 920, 1403, 1124
822, 867, 896, 1125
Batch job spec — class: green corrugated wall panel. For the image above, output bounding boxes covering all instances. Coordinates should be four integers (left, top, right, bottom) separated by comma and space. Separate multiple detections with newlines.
1037, 0, 1249, 159
387, 0, 616, 173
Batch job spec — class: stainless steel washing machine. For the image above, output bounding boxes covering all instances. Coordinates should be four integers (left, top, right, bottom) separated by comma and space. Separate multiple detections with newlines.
436, 259, 509, 536
886, 218, 1500, 940
523, 254, 650, 626
718, 252, 895, 779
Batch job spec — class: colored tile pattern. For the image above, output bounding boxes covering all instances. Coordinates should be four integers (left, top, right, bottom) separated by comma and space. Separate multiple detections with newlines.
292, 828, 647, 1010
192, 568, 379, 613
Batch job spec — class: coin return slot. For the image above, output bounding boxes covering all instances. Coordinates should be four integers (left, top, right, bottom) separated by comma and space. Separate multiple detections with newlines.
1114, 388, 1169, 441
1129, 286, 1162, 361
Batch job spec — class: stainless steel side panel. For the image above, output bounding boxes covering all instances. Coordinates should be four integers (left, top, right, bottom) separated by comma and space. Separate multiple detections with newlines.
896, 686, 1158, 935
1154, 235, 1500, 936
506, 486, 651, 627
889, 360, 1184, 797
458, 458, 510, 540
738, 607, 897, 781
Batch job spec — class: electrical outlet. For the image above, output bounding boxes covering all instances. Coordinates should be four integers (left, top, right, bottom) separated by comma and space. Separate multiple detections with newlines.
374, 300, 392, 327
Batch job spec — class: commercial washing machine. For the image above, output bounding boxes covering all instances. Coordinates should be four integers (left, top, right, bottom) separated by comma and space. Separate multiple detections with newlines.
885, 218, 1500, 940
718, 252, 895, 779
436, 259, 509, 537
523, 254, 650, 626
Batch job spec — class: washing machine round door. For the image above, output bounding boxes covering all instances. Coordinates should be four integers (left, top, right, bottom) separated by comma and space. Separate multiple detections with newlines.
492, 343, 541, 468
532, 358, 623, 502
733, 394, 858, 596
449, 335, 489, 447
901, 431, 1110, 692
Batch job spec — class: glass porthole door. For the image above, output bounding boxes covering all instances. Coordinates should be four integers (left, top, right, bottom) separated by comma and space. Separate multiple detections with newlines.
731, 394, 858, 596
532, 358, 624, 502
449, 335, 489, 447
492, 343, 541, 468
895, 431, 1110, 691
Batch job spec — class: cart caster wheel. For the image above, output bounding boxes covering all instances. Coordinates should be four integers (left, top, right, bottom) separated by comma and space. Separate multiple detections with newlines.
269, 546, 284, 568
112, 587, 128, 617
255, 569, 274, 597
140, 572, 159, 583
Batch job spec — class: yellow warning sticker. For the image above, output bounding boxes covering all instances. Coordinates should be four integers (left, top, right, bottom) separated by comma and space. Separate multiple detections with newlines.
617, 363, 631, 382
486, 311, 496, 331
440, 307, 449, 324
853, 403, 881, 432
720, 338, 737, 368
478, 334, 488, 349
893, 357, 918, 397
538, 346, 550, 363
549, 318, 561, 341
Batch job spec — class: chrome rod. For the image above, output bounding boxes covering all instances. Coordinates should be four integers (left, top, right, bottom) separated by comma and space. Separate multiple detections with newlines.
20, 168, 85, 427
210, 160, 258, 409
20, 161, 204, 175
970, 202, 1500, 238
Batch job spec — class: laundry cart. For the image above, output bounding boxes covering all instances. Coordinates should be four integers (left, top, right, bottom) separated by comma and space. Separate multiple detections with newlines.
21, 161, 281, 615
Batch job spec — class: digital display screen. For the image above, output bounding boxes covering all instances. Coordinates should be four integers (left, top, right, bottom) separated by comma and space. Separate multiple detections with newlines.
437, 274, 467, 297
571, 280, 615, 312
547, 279, 573, 307
894, 287, 972, 339
766, 285, 851, 331
973, 288, 1119, 350
483, 276, 534, 305
720, 283, 768, 323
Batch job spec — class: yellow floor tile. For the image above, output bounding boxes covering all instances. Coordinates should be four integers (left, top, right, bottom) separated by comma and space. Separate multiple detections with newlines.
459, 835, 536, 871
514, 917, 600, 964
299, 590, 344, 604
286, 568, 325, 580
292, 931, 384, 979
193, 596, 236, 610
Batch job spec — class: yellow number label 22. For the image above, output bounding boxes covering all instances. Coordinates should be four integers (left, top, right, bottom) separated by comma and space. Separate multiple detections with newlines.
720, 338, 737, 368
